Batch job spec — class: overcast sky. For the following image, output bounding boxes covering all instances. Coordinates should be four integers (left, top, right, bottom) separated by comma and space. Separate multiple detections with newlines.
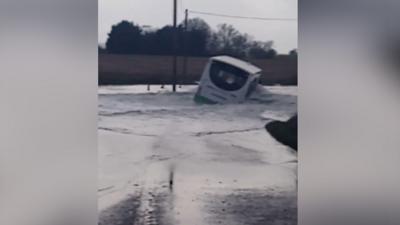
99, 0, 297, 53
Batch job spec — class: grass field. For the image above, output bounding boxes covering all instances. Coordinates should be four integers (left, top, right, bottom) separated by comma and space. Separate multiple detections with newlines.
99, 54, 297, 85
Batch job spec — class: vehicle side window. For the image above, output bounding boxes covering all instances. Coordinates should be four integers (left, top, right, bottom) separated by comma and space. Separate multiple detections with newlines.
245, 77, 259, 98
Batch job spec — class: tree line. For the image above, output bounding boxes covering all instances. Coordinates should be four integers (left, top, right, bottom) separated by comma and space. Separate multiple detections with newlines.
99, 18, 297, 59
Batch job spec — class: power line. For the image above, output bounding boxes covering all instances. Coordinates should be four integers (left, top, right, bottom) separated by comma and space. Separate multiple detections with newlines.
188, 10, 297, 21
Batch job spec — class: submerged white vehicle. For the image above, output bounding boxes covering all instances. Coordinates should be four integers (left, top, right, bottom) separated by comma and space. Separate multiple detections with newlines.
194, 56, 262, 104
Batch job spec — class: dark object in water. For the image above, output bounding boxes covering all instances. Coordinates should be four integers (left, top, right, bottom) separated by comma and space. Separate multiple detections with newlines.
169, 170, 174, 191
265, 115, 297, 151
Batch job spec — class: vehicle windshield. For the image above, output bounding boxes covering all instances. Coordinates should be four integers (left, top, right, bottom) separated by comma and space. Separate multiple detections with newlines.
209, 60, 249, 91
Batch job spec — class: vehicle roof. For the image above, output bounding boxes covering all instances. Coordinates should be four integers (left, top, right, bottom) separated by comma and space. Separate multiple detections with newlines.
211, 55, 262, 74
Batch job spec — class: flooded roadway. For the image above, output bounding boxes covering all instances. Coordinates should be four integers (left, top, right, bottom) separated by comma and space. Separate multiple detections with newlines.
98, 85, 297, 225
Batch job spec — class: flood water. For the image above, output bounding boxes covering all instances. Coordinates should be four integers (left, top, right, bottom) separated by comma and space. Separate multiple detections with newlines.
98, 85, 297, 225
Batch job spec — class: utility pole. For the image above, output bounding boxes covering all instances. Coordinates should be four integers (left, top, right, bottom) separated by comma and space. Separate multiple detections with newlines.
181, 9, 189, 88
172, 0, 178, 92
